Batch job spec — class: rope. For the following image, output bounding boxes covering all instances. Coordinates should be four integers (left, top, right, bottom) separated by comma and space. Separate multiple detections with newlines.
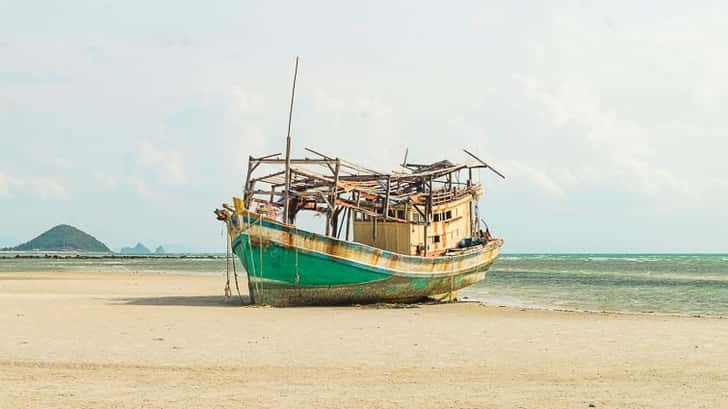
224, 230, 232, 298
230, 233, 243, 304
245, 211, 262, 300
224, 223, 244, 303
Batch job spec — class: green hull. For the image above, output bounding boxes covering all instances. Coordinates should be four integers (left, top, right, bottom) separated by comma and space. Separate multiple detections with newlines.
232, 217, 501, 306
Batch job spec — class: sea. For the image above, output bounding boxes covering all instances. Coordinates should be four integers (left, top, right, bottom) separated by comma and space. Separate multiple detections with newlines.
2, 252, 727, 316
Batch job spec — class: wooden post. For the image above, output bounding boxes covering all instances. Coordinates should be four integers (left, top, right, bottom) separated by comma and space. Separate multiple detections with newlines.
468, 168, 474, 235
372, 215, 377, 241
345, 207, 351, 241
425, 176, 433, 256
383, 176, 391, 221
243, 156, 254, 210
328, 159, 340, 237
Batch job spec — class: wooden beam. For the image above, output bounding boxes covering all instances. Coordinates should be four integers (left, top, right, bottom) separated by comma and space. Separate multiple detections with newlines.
258, 158, 337, 165
251, 152, 282, 161
463, 148, 506, 179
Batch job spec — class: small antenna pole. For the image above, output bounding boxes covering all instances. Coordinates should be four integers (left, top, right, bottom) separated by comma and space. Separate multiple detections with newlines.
283, 56, 300, 223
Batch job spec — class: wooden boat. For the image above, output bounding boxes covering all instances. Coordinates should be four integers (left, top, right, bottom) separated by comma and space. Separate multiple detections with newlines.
214, 58, 504, 306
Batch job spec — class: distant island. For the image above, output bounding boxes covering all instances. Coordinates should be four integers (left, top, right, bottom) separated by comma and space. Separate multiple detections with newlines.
7, 224, 111, 252
2, 224, 172, 255
120, 242, 151, 254
119, 243, 165, 254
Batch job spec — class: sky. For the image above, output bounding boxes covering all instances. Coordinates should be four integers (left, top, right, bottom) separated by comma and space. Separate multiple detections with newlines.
1, 1, 727, 252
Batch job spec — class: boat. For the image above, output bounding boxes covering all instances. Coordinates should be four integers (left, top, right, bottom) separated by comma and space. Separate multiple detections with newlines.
214, 58, 505, 306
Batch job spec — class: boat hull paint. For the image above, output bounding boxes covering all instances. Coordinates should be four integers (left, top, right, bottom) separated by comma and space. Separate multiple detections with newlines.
231, 214, 502, 306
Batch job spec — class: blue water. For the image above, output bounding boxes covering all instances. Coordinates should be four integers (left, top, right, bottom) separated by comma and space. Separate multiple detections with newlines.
461, 254, 728, 316
2, 252, 727, 315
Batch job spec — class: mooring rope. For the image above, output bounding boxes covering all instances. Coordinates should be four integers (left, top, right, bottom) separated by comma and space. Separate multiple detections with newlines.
224, 225, 244, 303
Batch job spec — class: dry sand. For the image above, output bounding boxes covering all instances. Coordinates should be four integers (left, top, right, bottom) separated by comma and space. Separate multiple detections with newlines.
1, 271, 727, 408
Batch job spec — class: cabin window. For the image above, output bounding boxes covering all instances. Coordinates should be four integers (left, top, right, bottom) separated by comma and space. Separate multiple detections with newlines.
397, 210, 405, 220
445, 210, 452, 220
412, 213, 422, 223
355, 212, 363, 221
434, 213, 441, 222
433, 235, 441, 243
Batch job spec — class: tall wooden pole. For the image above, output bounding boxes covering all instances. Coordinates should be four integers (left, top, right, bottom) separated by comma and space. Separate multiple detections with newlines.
283, 57, 300, 224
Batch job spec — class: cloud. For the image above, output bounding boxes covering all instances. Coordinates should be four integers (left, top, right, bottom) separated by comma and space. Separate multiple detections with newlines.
0, 172, 69, 199
514, 75, 699, 199
309, 89, 400, 166
136, 141, 187, 185
502, 160, 566, 199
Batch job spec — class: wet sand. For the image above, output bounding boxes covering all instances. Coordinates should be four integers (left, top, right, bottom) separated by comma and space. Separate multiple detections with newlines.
1, 271, 727, 408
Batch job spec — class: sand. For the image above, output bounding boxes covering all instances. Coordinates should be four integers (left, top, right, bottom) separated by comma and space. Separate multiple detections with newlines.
1, 271, 727, 408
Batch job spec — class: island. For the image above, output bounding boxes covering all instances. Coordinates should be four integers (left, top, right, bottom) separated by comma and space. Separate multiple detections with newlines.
120, 243, 152, 255
7, 224, 111, 252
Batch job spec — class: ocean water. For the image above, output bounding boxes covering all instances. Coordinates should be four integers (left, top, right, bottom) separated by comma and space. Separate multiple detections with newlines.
2, 252, 727, 316
461, 254, 728, 316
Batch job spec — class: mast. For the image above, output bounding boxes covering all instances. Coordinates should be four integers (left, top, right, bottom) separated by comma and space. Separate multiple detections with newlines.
283, 56, 300, 224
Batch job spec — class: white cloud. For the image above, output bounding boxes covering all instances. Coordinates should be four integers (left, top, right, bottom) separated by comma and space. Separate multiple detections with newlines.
0, 172, 69, 199
502, 160, 566, 199
515, 76, 703, 200
136, 141, 187, 185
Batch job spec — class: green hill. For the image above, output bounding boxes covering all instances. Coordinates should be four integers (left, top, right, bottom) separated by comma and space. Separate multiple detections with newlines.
12, 224, 111, 252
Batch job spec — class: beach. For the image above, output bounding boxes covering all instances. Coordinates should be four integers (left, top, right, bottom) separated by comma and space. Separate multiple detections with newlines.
2, 271, 727, 408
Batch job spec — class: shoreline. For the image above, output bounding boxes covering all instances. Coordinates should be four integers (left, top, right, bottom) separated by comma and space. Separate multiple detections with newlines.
2, 270, 727, 319
2, 270, 728, 408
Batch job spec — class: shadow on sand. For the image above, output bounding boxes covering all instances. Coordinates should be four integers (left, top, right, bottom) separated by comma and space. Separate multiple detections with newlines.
115, 295, 251, 307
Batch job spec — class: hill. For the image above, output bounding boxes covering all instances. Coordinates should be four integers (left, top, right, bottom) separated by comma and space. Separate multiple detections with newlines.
120, 242, 151, 254
11, 225, 111, 252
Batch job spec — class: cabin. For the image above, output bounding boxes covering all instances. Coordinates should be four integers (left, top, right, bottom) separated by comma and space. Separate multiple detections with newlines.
353, 193, 477, 256
239, 149, 503, 258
